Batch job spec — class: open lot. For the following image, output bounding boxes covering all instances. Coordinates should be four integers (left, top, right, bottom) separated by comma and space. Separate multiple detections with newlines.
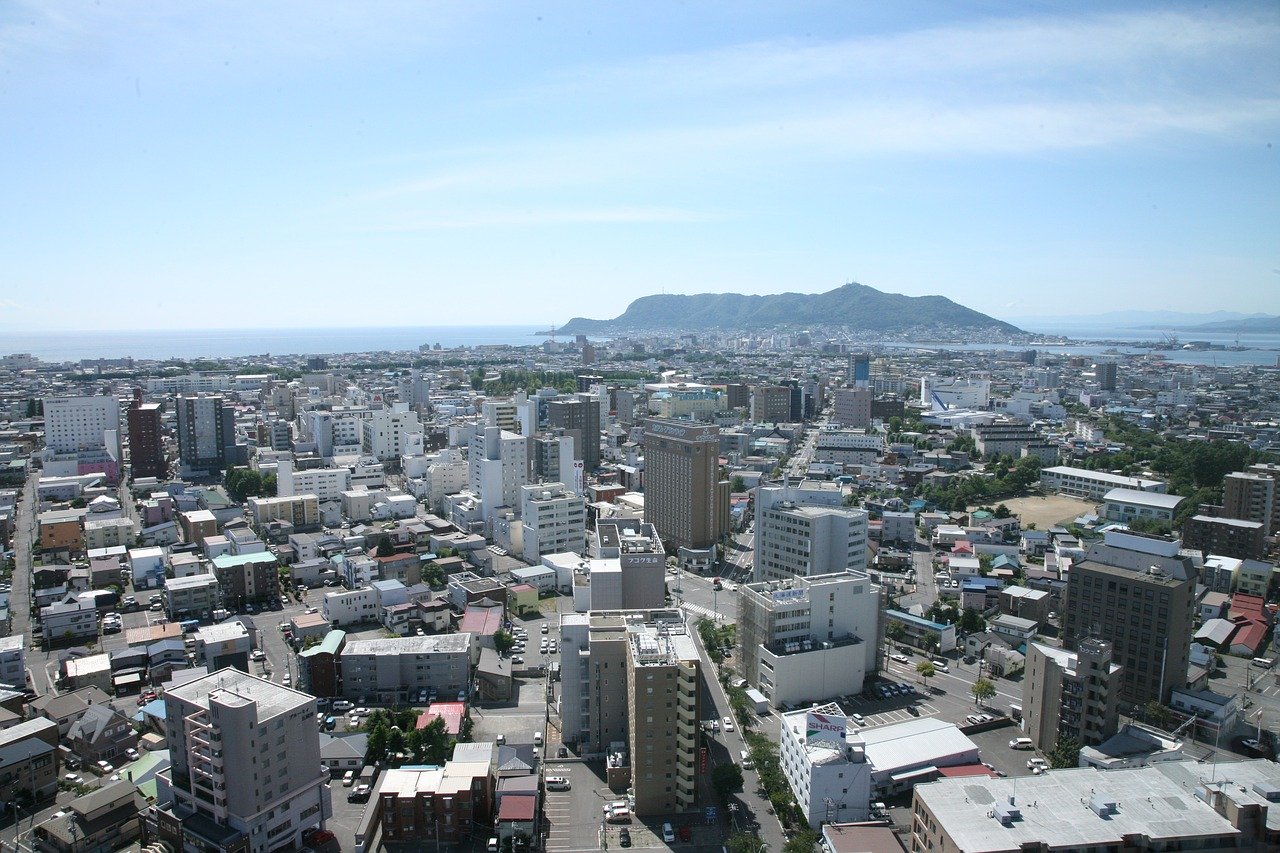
979, 494, 1099, 529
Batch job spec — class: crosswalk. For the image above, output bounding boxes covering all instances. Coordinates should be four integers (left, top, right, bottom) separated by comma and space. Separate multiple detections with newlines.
682, 601, 731, 622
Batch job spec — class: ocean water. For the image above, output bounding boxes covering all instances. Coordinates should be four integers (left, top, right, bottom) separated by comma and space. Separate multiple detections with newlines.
2, 326, 551, 362
5, 324, 1278, 367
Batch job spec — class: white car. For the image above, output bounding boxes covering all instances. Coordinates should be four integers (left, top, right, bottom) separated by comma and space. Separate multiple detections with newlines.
722, 716, 734, 732
251, 649, 266, 661
332, 700, 353, 712
891, 653, 910, 664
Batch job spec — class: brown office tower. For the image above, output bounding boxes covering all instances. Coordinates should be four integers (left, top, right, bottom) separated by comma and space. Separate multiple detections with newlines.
642, 419, 729, 551
127, 389, 166, 480
548, 392, 602, 471
1062, 531, 1195, 707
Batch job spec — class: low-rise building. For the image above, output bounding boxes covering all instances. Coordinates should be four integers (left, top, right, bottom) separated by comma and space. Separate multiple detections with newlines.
1040, 465, 1166, 500
338, 634, 472, 704
910, 761, 1279, 853
1102, 488, 1185, 524
163, 572, 221, 619
0, 718, 59, 802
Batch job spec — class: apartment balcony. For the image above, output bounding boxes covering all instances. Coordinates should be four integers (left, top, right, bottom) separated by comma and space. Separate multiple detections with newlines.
677, 731, 696, 751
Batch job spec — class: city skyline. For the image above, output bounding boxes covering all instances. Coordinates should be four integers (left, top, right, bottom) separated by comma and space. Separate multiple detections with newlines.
2, 1, 1278, 332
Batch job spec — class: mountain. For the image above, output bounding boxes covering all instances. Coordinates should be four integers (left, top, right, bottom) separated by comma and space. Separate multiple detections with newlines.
554, 283, 1023, 336
1179, 315, 1280, 333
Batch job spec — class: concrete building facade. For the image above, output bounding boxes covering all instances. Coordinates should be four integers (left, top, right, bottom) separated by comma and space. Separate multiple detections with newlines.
642, 419, 729, 552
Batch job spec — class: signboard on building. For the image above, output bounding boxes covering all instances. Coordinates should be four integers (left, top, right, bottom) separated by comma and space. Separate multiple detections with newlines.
805, 711, 848, 744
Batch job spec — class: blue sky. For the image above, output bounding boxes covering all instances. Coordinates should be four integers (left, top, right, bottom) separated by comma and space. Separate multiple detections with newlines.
2, 1, 1277, 331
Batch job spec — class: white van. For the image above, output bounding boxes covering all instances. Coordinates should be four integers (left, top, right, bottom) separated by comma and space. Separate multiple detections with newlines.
662, 823, 675, 843
1009, 737, 1034, 750
931, 659, 950, 673
740, 749, 754, 769
1252, 657, 1274, 668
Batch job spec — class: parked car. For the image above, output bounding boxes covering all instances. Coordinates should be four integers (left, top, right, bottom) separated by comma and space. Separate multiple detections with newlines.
722, 716, 734, 732
342, 770, 356, 787
545, 775, 571, 791
332, 700, 353, 712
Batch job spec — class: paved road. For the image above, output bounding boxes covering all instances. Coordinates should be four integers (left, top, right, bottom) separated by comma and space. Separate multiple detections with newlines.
687, 620, 786, 853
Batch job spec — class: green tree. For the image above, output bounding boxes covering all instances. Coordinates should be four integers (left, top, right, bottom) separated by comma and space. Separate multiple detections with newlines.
494, 629, 515, 655
419, 716, 451, 764
993, 503, 1011, 519
422, 563, 445, 588
916, 660, 936, 689
971, 678, 996, 707
366, 719, 389, 763
710, 762, 744, 801
730, 475, 747, 493
727, 833, 768, 853
1143, 700, 1173, 730
1048, 736, 1081, 769
959, 607, 985, 634
386, 726, 406, 759
885, 621, 906, 645
782, 829, 820, 853
376, 535, 395, 557
921, 631, 941, 654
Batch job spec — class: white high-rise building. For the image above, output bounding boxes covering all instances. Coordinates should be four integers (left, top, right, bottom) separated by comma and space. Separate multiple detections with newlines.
155, 668, 331, 852
361, 405, 422, 461
276, 458, 351, 502
43, 395, 120, 454
469, 426, 527, 522
738, 570, 882, 709
753, 480, 868, 582
521, 482, 586, 562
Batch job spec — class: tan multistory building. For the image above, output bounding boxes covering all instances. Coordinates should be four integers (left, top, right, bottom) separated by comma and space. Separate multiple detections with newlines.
1024, 638, 1121, 753
1062, 530, 1196, 707
642, 419, 729, 552
559, 610, 700, 816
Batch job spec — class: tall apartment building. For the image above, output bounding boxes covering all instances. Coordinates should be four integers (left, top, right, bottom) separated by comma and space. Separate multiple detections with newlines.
750, 385, 792, 423
626, 620, 700, 815
737, 570, 882, 709
469, 426, 528, 523
831, 386, 871, 429
1062, 530, 1196, 706
1182, 514, 1266, 560
43, 394, 120, 454
520, 482, 586, 562
547, 393, 602, 470
530, 433, 578, 489
1024, 639, 1121, 753
127, 390, 167, 480
557, 612, 698, 814
482, 397, 521, 433
752, 480, 868, 582
1223, 470, 1278, 535
642, 419, 729, 552
154, 668, 331, 853
176, 394, 237, 475
1094, 360, 1118, 391
1245, 463, 1280, 534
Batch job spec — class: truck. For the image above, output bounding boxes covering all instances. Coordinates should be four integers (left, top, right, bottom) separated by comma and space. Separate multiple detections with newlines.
744, 687, 769, 714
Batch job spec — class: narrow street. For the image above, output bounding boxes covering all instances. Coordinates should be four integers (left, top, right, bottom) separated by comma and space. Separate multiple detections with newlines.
687, 619, 787, 853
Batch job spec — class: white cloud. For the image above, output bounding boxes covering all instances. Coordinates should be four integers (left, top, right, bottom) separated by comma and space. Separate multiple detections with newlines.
360, 6, 1279, 207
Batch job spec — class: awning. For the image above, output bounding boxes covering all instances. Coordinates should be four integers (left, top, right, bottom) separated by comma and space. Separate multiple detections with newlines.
889, 765, 938, 783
